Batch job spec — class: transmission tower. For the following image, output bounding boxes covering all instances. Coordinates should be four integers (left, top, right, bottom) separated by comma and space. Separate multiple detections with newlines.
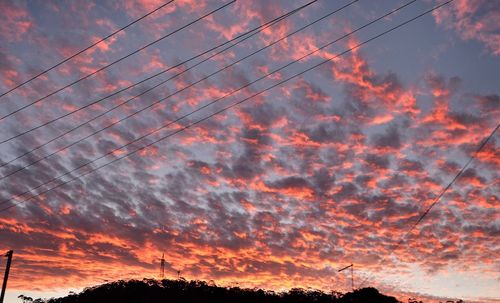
159, 253, 165, 279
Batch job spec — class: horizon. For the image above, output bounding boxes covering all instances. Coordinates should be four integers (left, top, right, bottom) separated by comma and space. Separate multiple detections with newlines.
8, 277, 494, 303
13, 278, 403, 303
0, 1, 498, 303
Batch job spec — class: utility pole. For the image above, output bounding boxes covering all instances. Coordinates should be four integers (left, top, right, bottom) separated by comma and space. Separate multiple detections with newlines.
338, 263, 354, 292
0, 250, 13, 303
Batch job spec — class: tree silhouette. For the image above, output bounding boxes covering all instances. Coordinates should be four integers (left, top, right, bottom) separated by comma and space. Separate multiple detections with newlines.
20, 279, 404, 303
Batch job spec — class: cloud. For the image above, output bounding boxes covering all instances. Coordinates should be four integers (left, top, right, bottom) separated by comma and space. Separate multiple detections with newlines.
0, 1, 498, 302
432, 0, 500, 56
0, 0, 33, 42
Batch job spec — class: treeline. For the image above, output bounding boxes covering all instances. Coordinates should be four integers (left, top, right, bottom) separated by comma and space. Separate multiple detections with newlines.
19, 278, 401, 303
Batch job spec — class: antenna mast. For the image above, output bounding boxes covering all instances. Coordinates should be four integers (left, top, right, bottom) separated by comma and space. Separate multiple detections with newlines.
338, 263, 354, 292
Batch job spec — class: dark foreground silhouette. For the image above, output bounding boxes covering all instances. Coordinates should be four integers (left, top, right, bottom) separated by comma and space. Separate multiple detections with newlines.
19, 278, 401, 303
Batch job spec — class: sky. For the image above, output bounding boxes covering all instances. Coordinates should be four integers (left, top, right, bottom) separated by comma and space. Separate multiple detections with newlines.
0, 0, 498, 302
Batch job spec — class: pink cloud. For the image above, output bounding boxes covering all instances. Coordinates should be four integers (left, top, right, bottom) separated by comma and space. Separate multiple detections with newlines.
433, 0, 500, 56
0, 1, 33, 42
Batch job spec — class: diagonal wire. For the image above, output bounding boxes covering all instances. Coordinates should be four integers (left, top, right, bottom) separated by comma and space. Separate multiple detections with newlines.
0, 0, 357, 181
358, 122, 497, 289
0, 0, 450, 213
404, 126, 499, 239
0, 0, 235, 121
0, 0, 175, 99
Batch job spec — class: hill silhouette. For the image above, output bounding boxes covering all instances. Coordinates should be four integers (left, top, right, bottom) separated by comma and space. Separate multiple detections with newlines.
18, 278, 401, 303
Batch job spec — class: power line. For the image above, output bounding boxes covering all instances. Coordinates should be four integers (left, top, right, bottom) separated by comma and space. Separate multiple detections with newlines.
358, 122, 497, 288
0, 0, 326, 180
0, 1, 175, 99
0, 0, 356, 181
0, 0, 318, 163
0, 1, 235, 122
0, 0, 413, 206
0, 0, 448, 213
403, 128, 498, 239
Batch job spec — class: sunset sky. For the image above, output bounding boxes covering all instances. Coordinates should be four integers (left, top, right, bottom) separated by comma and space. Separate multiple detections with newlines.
0, 0, 498, 302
